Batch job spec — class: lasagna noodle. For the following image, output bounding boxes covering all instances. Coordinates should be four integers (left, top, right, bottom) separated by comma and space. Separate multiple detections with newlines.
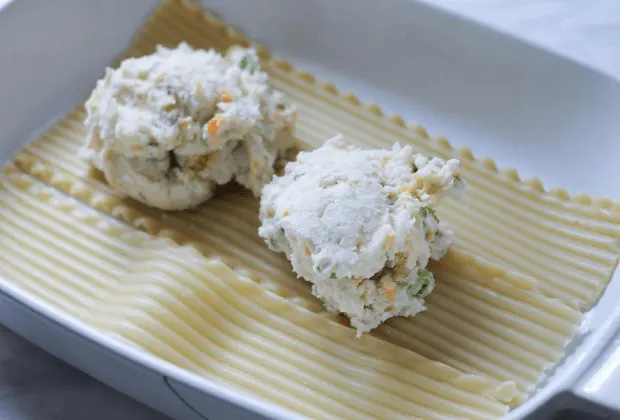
16, 121, 581, 404
112, 0, 620, 311
0, 169, 512, 420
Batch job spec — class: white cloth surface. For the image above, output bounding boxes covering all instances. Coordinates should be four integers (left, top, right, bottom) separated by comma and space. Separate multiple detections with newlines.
1, 1, 619, 419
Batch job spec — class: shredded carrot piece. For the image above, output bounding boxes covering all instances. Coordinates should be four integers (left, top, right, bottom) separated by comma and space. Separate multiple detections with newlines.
218, 91, 233, 103
453, 170, 461, 178
207, 118, 221, 135
130, 144, 143, 151
385, 288, 396, 301
251, 158, 260, 169
283, 210, 290, 216
304, 247, 312, 256
265, 209, 274, 218
381, 155, 389, 167
385, 234, 395, 250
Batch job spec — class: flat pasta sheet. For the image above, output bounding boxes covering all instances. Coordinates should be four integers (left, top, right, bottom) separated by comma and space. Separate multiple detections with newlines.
2, 0, 619, 418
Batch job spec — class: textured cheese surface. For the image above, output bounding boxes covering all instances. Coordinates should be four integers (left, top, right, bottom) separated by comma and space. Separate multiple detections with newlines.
1, 0, 619, 418
259, 135, 464, 334
83, 42, 296, 210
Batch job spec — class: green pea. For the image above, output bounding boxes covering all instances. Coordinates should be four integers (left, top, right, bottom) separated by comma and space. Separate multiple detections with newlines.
407, 269, 435, 299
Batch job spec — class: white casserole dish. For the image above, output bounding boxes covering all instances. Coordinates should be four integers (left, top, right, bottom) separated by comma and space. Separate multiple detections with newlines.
1, 0, 620, 418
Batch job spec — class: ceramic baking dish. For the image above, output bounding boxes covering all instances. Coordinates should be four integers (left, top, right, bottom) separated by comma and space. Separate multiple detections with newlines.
1, 0, 620, 418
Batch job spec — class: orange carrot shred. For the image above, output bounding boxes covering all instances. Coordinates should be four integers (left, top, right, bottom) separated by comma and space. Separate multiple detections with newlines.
219, 91, 232, 103
207, 118, 221, 135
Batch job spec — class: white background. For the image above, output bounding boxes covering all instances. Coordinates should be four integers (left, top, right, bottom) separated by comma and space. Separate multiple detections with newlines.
0, 0, 618, 419
429, 0, 620, 80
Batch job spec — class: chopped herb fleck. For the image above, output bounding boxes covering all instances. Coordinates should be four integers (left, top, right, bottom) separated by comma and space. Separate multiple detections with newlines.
419, 206, 437, 219
406, 282, 422, 299
268, 228, 286, 250
407, 269, 435, 299
419, 207, 438, 232
315, 261, 330, 274
239, 54, 257, 72
239, 55, 250, 69
330, 273, 337, 279
419, 207, 433, 231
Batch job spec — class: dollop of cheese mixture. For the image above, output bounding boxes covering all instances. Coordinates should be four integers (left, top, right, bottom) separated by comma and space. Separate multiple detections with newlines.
258, 135, 465, 335
81, 43, 297, 210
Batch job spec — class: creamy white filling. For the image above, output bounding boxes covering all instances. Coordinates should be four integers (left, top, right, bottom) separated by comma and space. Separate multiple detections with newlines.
82, 43, 297, 210
259, 135, 465, 334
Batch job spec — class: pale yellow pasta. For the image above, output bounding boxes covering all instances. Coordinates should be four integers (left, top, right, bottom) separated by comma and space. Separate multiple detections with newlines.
0, 169, 511, 419
143, 0, 620, 311
25, 0, 620, 310
15, 143, 582, 404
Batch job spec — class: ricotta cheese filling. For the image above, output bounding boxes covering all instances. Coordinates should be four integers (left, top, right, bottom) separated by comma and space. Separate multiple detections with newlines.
259, 135, 465, 334
81, 43, 297, 210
